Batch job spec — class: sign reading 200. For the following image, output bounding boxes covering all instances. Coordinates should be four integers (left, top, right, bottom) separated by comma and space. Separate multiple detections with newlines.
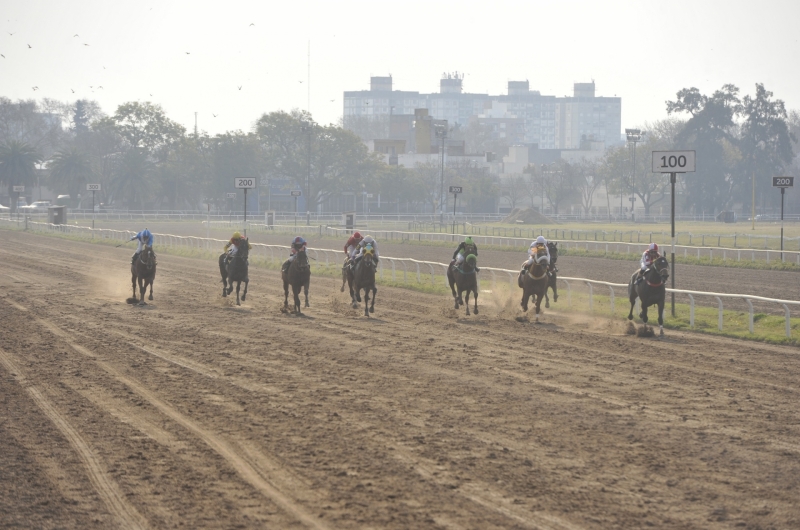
234, 178, 256, 189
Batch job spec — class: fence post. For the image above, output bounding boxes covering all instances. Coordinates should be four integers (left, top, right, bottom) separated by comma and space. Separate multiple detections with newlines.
609, 286, 615, 315
563, 279, 571, 306
391, 259, 396, 282
585, 282, 594, 311
687, 294, 695, 328
715, 296, 723, 331
744, 298, 754, 334
782, 304, 791, 338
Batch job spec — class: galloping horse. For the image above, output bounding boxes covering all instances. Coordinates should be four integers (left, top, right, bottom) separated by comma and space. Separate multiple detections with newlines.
341, 256, 354, 294
131, 245, 156, 304
447, 254, 478, 316
218, 240, 249, 305
519, 245, 549, 322
628, 255, 670, 336
282, 249, 310, 314
352, 246, 377, 317
544, 241, 559, 308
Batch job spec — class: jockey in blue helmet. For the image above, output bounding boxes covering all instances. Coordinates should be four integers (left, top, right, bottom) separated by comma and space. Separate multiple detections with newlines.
129, 228, 154, 264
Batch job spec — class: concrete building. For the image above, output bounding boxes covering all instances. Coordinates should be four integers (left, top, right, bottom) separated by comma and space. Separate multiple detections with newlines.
344, 76, 621, 151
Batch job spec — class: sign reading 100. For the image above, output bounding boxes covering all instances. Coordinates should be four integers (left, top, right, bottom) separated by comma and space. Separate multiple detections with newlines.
651, 150, 696, 173
234, 178, 256, 189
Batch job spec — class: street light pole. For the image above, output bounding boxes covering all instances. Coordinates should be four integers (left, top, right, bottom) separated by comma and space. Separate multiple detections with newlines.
625, 128, 645, 222
301, 121, 312, 226
435, 122, 448, 226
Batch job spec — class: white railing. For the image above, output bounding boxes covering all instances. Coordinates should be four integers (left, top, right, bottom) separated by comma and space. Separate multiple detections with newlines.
322, 226, 800, 264
3, 218, 798, 338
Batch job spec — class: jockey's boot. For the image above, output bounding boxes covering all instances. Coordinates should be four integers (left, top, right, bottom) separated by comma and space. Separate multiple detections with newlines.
281, 260, 290, 273
131, 252, 140, 264
635, 270, 644, 284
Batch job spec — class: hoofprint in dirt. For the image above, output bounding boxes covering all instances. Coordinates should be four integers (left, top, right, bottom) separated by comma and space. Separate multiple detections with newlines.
118, 222, 798, 314
1, 229, 799, 529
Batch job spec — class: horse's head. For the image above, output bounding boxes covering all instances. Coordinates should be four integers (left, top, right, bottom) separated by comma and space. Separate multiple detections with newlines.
653, 256, 669, 280
547, 241, 558, 264
363, 243, 375, 259
294, 249, 310, 270
237, 239, 250, 261
140, 245, 155, 267
464, 254, 477, 272
534, 245, 550, 265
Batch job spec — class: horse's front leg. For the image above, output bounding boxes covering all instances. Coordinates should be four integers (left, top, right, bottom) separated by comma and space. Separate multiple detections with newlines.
640, 303, 649, 325
628, 284, 637, 321
363, 289, 370, 317
545, 290, 550, 309
221, 276, 228, 297
148, 279, 153, 301
303, 280, 309, 308
138, 277, 146, 303
235, 281, 241, 306
464, 290, 471, 316
534, 292, 543, 322
552, 279, 558, 302
369, 287, 376, 313
241, 278, 248, 302
340, 269, 347, 293
283, 281, 289, 308
657, 299, 665, 336
473, 288, 479, 315
520, 289, 529, 312
131, 273, 137, 299
294, 288, 302, 314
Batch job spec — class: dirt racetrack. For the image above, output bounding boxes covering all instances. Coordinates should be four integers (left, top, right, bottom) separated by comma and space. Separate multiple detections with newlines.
1, 229, 799, 529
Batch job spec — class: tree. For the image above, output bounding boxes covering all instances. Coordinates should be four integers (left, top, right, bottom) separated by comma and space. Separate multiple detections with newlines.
0, 140, 42, 211
111, 147, 154, 209
342, 114, 389, 141
737, 84, 796, 210
573, 159, 604, 216
411, 160, 443, 213
112, 101, 186, 155
257, 110, 383, 211
0, 98, 65, 158
542, 160, 578, 215
499, 174, 527, 210
667, 85, 741, 212
47, 147, 95, 201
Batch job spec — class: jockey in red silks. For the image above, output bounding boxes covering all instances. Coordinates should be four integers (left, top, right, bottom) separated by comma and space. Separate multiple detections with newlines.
344, 231, 363, 264
636, 243, 661, 283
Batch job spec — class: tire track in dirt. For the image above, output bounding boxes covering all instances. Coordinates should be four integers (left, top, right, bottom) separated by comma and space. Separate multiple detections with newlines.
0, 297, 331, 530
0, 347, 149, 530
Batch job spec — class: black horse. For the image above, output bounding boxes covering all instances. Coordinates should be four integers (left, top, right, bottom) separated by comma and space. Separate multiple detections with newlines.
544, 241, 559, 308
282, 249, 310, 314
218, 240, 249, 306
519, 245, 549, 322
341, 256, 354, 294
352, 250, 377, 317
447, 254, 478, 316
131, 245, 156, 304
628, 256, 670, 336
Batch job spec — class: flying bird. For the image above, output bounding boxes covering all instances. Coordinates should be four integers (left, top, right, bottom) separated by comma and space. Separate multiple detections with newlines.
249, 23, 255, 26
32, 86, 38, 91
212, 113, 218, 117
330, 99, 335, 102
185, 51, 190, 54
0, 54, 4, 58
27, 44, 31, 48
98, 86, 103, 89
149, 93, 153, 96
73, 34, 79, 37
8, 32, 15, 36
237, 85, 242, 90
83, 43, 89, 46
298, 80, 303, 83
70, 89, 74, 93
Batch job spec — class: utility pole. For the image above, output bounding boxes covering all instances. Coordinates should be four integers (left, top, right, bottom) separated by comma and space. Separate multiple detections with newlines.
301, 121, 312, 225
435, 121, 448, 225
626, 129, 645, 222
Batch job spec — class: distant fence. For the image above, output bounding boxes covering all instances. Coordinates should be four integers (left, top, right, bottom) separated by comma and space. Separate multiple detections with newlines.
2, 218, 798, 338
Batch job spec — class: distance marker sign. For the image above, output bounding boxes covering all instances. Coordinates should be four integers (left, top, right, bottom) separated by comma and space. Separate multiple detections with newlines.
652, 151, 696, 173
449, 186, 463, 194
234, 178, 256, 189
86, 183, 101, 191
772, 176, 794, 188
290, 190, 302, 197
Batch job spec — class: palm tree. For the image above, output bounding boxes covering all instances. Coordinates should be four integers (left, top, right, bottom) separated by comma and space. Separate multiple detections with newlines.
112, 147, 154, 209
48, 147, 95, 204
0, 140, 42, 212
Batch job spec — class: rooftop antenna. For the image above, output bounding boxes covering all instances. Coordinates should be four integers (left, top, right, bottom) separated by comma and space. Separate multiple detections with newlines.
194, 112, 198, 136
307, 40, 310, 116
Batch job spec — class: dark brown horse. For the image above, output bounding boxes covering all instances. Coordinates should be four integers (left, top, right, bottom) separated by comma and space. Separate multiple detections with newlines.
218, 240, 249, 305
544, 241, 559, 308
340, 256, 354, 294
447, 253, 478, 316
519, 245, 549, 322
628, 255, 669, 336
131, 245, 156, 304
352, 250, 377, 317
282, 249, 310, 314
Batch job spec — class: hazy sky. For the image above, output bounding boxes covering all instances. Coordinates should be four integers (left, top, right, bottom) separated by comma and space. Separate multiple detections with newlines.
2, 0, 799, 136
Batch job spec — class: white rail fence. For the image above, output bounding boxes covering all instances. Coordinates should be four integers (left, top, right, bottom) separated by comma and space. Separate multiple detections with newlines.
3, 218, 798, 338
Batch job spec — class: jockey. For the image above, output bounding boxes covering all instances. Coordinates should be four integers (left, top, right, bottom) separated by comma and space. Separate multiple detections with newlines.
637, 243, 661, 283
223, 231, 251, 260
343, 231, 363, 263
282, 236, 307, 272
521, 235, 550, 273
352, 235, 379, 265
452, 236, 479, 271
129, 228, 153, 264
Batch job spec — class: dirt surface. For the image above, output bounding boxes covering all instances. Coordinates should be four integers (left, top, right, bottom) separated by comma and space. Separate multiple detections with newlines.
2, 229, 800, 529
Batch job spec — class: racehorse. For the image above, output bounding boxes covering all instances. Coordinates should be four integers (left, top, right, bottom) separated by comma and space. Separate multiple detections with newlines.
447, 253, 478, 316
519, 245, 549, 322
131, 245, 156, 304
341, 256, 354, 294
544, 241, 559, 308
282, 249, 310, 314
218, 240, 249, 305
352, 246, 377, 317
628, 255, 669, 336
